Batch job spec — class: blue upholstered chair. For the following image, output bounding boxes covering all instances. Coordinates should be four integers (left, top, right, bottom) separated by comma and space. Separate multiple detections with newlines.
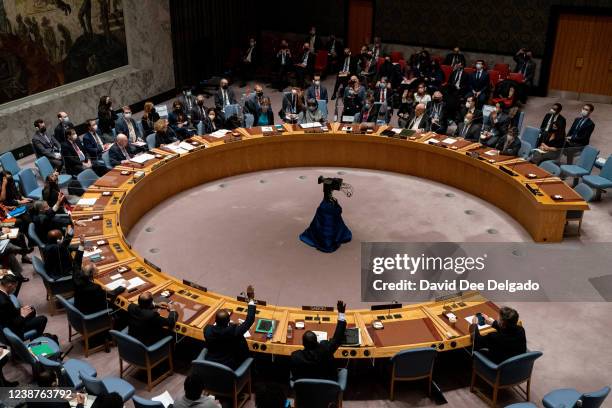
542, 386, 610, 408
110, 328, 173, 391
80, 372, 135, 402
0, 152, 22, 185
2, 327, 61, 376
560, 145, 599, 186
471, 350, 543, 407
0, 295, 38, 341
132, 395, 165, 408
191, 348, 253, 408
28, 223, 46, 253
32, 255, 74, 315
17, 168, 43, 200
539, 160, 561, 177
102, 150, 113, 170
76, 168, 99, 190
146, 134, 156, 150
564, 182, 595, 236
505, 403, 537, 407
318, 100, 328, 120
518, 140, 532, 160
293, 370, 348, 408
56, 295, 113, 357
390, 347, 436, 400
520, 126, 539, 149
38, 355, 97, 389
583, 155, 612, 200
35, 156, 72, 188
515, 111, 525, 132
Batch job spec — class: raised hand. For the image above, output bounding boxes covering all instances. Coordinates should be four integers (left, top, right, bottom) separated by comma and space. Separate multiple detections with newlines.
337, 300, 346, 313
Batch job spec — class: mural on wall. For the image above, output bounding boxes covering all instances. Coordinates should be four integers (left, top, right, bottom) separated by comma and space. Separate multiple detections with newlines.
0, 0, 128, 105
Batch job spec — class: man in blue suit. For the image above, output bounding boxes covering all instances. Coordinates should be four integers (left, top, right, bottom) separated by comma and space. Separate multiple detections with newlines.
467, 60, 490, 108
306, 75, 328, 103
82, 119, 107, 164
565, 104, 596, 164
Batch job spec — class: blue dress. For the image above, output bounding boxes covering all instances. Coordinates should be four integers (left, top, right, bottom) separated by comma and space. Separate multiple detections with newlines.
299, 199, 352, 252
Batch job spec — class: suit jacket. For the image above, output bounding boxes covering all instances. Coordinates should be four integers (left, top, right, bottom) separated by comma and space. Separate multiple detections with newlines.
54, 121, 73, 143
73, 277, 123, 316
458, 107, 483, 125
33, 209, 66, 245
204, 303, 256, 369
454, 121, 482, 141
43, 229, 82, 280
404, 113, 431, 131
214, 88, 237, 111
60, 139, 88, 176
495, 135, 522, 156
108, 143, 136, 167
487, 112, 511, 139
337, 55, 357, 74
567, 117, 595, 147
447, 68, 469, 93
305, 34, 322, 52
290, 319, 347, 381
82, 131, 105, 161
32, 131, 61, 160
153, 129, 178, 148
243, 45, 258, 65
444, 52, 466, 67
373, 87, 394, 107
296, 51, 314, 73
280, 93, 305, 121
306, 85, 329, 102
0, 290, 27, 339
202, 116, 223, 134
276, 48, 293, 68
539, 113, 566, 138
472, 320, 526, 364
178, 94, 197, 116
127, 303, 178, 346
469, 70, 490, 93
191, 104, 208, 126
425, 100, 447, 133
115, 117, 143, 142
326, 38, 343, 57
244, 94, 263, 116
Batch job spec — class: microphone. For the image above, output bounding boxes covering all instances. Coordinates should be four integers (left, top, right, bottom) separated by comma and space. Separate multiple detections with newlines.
386, 300, 398, 319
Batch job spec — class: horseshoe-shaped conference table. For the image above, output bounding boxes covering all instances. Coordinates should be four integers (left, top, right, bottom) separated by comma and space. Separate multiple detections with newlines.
70, 122, 587, 358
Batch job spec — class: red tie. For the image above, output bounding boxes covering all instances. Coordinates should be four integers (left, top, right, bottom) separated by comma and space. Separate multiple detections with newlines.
380, 91, 384, 103
316, 87, 320, 99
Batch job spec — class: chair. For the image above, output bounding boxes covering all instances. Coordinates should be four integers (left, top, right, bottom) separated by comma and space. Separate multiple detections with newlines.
318, 100, 328, 120
146, 133, 156, 149
390, 347, 436, 400
560, 145, 599, 186
508, 72, 525, 83
3, 295, 37, 341
35, 157, 71, 188
398, 58, 407, 71
518, 140, 532, 160
464, 67, 476, 75
32, 255, 74, 315
293, 369, 348, 408
583, 155, 612, 200
197, 121, 204, 135
80, 372, 135, 402
489, 70, 501, 87
515, 111, 525, 132
110, 328, 173, 391
17, 168, 43, 200
520, 126, 540, 149
440, 64, 452, 85
564, 182, 595, 236
56, 295, 113, 357
132, 395, 165, 408
542, 386, 610, 408
2, 327, 61, 377
38, 355, 97, 389
314, 50, 328, 74
102, 150, 113, 170
539, 160, 561, 176
390, 51, 403, 63
505, 404, 537, 407
0, 152, 22, 184
493, 63, 510, 79
471, 350, 543, 407
76, 168, 99, 190
191, 348, 253, 408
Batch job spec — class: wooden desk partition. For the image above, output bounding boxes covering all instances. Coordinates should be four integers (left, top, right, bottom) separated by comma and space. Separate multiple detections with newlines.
75, 125, 588, 358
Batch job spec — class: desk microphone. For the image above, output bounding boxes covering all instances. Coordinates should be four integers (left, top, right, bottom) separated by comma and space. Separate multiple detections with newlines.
387, 300, 398, 319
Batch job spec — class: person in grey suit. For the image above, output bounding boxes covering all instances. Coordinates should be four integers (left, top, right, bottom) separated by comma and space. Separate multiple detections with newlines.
115, 106, 143, 144
32, 119, 63, 170
454, 112, 482, 141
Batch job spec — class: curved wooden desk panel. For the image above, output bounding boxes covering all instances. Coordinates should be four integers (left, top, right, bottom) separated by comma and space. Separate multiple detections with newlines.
74, 127, 587, 359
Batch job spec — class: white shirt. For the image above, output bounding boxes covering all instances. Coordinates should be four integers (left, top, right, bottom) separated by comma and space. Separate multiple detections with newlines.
410, 115, 423, 130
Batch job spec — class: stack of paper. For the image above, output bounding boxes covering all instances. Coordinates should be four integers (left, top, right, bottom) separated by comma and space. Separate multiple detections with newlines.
312, 331, 328, 342
164, 143, 189, 154
77, 197, 98, 207
210, 129, 230, 138
261, 126, 274, 132
300, 122, 322, 129
484, 150, 499, 156
152, 391, 174, 408
130, 153, 155, 164
391, 128, 402, 134
464, 315, 491, 330
178, 142, 196, 151
83, 248, 102, 258
442, 137, 457, 144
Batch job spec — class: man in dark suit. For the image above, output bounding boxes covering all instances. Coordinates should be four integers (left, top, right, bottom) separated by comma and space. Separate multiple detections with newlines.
425, 91, 447, 134
73, 261, 125, 316
204, 285, 256, 370
467, 60, 490, 108
481, 102, 510, 147
513, 48, 536, 87
305, 26, 322, 53
127, 292, 178, 346
444, 46, 466, 68
458, 95, 483, 125
565, 104, 596, 164
306, 75, 328, 103
43, 225, 82, 280
60, 129, 94, 176
178, 88, 197, 119
191, 94, 208, 130
445, 63, 470, 121
244, 84, 265, 117
214, 78, 237, 111
332, 48, 357, 100
470, 306, 526, 364
115, 106, 143, 145
0, 273, 47, 340
295, 43, 315, 88
54, 111, 74, 143
495, 127, 522, 156
290, 301, 347, 381
455, 112, 482, 141
279, 88, 305, 123
82, 119, 107, 163
274, 41, 293, 91
325, 34, 343, 73
373, 79, 394, 123
539, 103, 566, 143
32, 119, 63, 170
404, 103, 431, 133
240, 38, 258, 87
108, 134, 137, 167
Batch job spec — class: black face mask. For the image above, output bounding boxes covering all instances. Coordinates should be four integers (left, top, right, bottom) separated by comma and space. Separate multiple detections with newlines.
222, 84, 228, 89
256, 91, 263, 97
433, 98, 442, 103
39, 126, 47, 133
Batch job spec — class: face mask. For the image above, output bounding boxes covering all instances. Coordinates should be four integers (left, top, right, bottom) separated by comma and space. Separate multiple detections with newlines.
364, 103, 371, 109
314, 81, 320, 86
379, 83, 386, 88
197, 100, 204, 106
550, 109, 556, 114
291, 90, 297, 95
433, 97, 442, 103
39, 126, 47, 133
186, 91, 192, 96
71, 134, 78, 141
465, 102, 471, 108
256, 91, 263, 97
208, 115, 215, 120
221, 84, 228, 89
309, 106, 317, 112
63, 117, 70, 123
581, 109, 589, 117
464, 118, 470, 124
92, 125, 98, 132
124, 113, 131, 119
476, 64, 483, 69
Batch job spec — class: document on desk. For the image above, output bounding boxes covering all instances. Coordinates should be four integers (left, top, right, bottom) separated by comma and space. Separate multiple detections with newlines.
442, 137, 457, 144
243, 330, 251, 338
484, 150, 499, 156
300, 122, 322, 129
312, 331, 328, 342
76, 197, 98, 207
105, 279, 126, 291
152, 391, 174, 408
341, 117, 355, 124
83, 248, 102, 258
391, 128, 402, 134
178, 141, 196, 151
127, 277, 146, 290
210, 129, 230, 138
164, 143, 189, 154
261, 126, 274, 132
130, 153, 156, 164
464, 315, 491, 330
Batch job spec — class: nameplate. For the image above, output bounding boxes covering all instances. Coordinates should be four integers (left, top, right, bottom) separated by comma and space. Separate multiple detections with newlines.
183, 279, 207, 292
237, 295, 266, 306
434, 291, 465, 302
143, 258, 161, 272
370, 303, 403, 311
302, 305, 334, 312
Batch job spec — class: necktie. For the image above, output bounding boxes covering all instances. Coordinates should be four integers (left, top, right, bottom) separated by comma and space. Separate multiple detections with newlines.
477, 71, 481, 81
223, 90, 228, 106
343, 58, 349, 72
126, 120, 136, 142
94, 133, 103, 148
462, 123, 469, 137
121, 146, 131, 160
576, 118, 585, 134
316, 87, 320, 99
380, 90, 385, 103
547, 115, 555, 131
72, 141, 85, 161
452, 55, 457, 66
456, 71, 462, 88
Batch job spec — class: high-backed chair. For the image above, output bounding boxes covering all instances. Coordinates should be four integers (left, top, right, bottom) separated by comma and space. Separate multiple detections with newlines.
293, 369, 348, 408
564, 182, 595, 236
132, 395, 166, 408
56, 295, 113, 356
146, 134, 156, 149
518, 140, 532, 160
542, 386, 610, 408
583, 155, 612, 200
191, 348, 253, 408
80, 372, 135, 402
32, 255, 73, 315
0, 152, 22, 185
110, 328, 173, 391
505, 403, 537, 407
0, 295, 37, 341
515, 111, 525, 132
76, 168, 99, 190
2, 327, 61, 377
102, 150, 113, 170
390, 348, 436, 400
38, 355, 97, 389
520, 126, 540, 149
318, 100, 328, 120
471, 350, 543, 407
28, 222, 46, 253
539, 160, 561, 176
35, 156, 72, 188
560, 145, 599, 186
17, 168, 43, 200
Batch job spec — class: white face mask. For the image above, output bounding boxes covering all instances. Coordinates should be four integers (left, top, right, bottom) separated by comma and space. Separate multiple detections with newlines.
124, 113, 131, 119
314, 81, 320, 86
476, 63, 483, 70
63, 116, 70, 123
464, 118, 470, 124
208, 115, 215, 120
465, 101, 471, 108
550, 109, 556, 114
71, 134, 78, 141
92, 125, 98, 132
581, 109, 589, 117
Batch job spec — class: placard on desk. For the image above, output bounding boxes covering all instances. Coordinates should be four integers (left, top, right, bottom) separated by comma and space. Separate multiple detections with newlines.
501, 161, 554, 180
72, 191, 125, 212
468, 146, 516, 163
72, 212, 117, 237
534, 180, 585, 202
243, 126, 285, 137
426, 134, 476, 149
93, 169, 139, 189
81, 237, 134, 268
